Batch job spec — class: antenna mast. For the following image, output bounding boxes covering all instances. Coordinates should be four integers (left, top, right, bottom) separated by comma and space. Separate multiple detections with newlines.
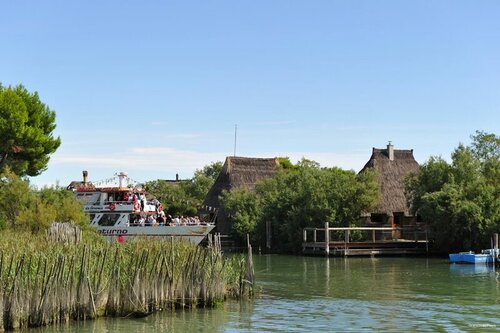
233, 124, 237, 157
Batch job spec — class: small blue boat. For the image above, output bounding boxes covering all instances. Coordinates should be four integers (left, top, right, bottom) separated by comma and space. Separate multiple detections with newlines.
449, 249, 497, 264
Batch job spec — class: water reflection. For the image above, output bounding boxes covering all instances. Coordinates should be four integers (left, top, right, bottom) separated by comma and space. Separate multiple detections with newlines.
449, 263, 492, 275
34, 255, 500, 332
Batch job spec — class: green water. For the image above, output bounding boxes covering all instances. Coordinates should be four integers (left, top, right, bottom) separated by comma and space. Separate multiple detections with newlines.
35, 255, 500, 332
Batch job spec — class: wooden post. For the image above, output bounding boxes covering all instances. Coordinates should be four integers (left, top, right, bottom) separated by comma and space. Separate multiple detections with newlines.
266, 220, 272, 250
324, 222, 330, 256
313, 229, 317, 243
344, 229, 349, 256
303, 228, 307, 243
494, 233, 499, 265
389, 214, 395, 239
372, 229, 376, 243
425, 229, 429, 254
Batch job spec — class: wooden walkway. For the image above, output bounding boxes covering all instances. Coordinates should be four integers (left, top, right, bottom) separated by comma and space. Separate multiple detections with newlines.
303, 223, 429, 256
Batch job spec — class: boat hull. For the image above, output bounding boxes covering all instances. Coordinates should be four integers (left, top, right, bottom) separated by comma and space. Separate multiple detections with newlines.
449, 252, 493, 264
95, 225, 215, 245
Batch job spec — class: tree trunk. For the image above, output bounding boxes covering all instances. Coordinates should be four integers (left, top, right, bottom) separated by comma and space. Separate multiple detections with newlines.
0, 152, 7, 165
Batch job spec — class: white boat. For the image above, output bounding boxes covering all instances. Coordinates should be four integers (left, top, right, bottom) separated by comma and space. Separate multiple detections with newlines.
71, 171, 215, 244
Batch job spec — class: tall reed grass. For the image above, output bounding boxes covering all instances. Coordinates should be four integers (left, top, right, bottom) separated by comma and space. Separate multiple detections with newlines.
0, 225, 253, 330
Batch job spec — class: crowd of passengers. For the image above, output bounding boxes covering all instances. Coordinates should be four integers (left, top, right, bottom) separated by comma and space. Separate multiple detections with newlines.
108, 192, 152, 210
128, 213, 202, 227
108, 192, 206, 227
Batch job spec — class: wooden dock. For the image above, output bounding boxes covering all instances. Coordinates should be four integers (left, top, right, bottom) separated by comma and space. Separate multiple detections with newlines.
302, 223, 429, 256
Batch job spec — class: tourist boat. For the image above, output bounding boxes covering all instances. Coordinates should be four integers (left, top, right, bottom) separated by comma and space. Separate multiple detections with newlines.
70, 171, 215, 244
448, 249, 498, 265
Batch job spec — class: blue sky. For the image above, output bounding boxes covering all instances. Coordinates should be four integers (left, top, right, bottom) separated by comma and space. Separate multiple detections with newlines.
1, 1, 499, 187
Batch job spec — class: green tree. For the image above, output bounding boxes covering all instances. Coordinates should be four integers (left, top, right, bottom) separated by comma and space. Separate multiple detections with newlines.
470, 130, 500, 162
221, 188, 260, 243
220, 159, 379, 252
0, 84, 61, 176
0, 168, 87, 233
144, 161, 223, 217
16, 195, 58, 234
0, 168, 32, 228
144, 180, 191, 216
256, 165, 378, 252
185, 161, 223, 205
406, 131, 500, 252
194, 161, 223, 182
39, 186, 88, 226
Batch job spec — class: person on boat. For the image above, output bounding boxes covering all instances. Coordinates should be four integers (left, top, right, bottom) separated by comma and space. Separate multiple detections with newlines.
140, 193, 146, 211
151, 198, 160, 212
123, 192, 129, 202
157, 213, 165, 226
131, 216, 139, 226
138, 215, 145, 226
146, 215, 156, 226
173, 216, 180, 226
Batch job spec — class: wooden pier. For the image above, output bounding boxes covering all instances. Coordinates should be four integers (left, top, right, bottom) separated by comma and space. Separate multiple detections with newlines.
303, 222, 429, 256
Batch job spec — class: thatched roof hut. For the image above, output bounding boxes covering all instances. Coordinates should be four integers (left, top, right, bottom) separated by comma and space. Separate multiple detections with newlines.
360, 143, 419, 224
202, 156, 279, 234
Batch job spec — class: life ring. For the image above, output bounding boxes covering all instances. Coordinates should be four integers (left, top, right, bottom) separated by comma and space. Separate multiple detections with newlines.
134, 201, 140, 211
108, 202, 116, 211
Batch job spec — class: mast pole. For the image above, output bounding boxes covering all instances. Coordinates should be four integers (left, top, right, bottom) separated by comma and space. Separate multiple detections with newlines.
234, 124, 237, 157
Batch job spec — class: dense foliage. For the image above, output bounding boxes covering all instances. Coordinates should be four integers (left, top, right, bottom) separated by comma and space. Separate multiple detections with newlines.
0, 84, 61, 176
145, 161, 223, 216
222, 158, 379, 252
0, 168, 87, 233
405, 131, 500, 252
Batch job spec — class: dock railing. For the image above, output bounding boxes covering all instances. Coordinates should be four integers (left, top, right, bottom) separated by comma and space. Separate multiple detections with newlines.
303, 222, 429, 256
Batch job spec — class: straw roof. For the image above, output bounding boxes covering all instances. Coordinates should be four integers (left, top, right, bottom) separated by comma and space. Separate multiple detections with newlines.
202, 156, 279, 234
203, 156, 279, 209
360, 146, 420, 215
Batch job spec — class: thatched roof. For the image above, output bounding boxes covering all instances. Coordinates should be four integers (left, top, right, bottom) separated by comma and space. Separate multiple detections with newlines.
203, 156, 279, 210
360, 144, 419, 215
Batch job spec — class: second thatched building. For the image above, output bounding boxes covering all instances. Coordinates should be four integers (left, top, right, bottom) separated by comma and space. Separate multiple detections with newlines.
359, 142, 420, 229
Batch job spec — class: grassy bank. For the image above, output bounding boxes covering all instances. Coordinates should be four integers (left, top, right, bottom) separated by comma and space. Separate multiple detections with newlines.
0, 227, 253, 330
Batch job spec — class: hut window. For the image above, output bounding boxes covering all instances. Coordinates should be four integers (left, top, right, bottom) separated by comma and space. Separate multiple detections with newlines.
393, 212, 405, 225
370, 214, 387, 224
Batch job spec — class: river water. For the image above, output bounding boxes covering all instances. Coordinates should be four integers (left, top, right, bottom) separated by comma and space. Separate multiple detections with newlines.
35, 255, 500, 332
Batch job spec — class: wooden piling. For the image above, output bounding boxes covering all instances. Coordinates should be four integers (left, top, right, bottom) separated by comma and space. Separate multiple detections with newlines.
324, 222, 330, 256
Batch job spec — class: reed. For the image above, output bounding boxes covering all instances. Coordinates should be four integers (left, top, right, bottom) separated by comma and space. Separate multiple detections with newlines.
0, 226, 254, 330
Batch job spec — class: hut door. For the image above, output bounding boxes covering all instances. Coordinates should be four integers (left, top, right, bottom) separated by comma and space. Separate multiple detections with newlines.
393, 212, 404, 239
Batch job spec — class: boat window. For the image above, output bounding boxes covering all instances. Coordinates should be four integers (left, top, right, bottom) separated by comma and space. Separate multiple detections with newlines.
75, 193, 100, 205
98, 213, 121, 226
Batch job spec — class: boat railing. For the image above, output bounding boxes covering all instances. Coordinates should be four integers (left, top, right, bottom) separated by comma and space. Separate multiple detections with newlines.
128, 222, 212, 227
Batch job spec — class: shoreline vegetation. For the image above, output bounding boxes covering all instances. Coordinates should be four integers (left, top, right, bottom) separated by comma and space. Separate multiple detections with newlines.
0, 224, 254, 331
